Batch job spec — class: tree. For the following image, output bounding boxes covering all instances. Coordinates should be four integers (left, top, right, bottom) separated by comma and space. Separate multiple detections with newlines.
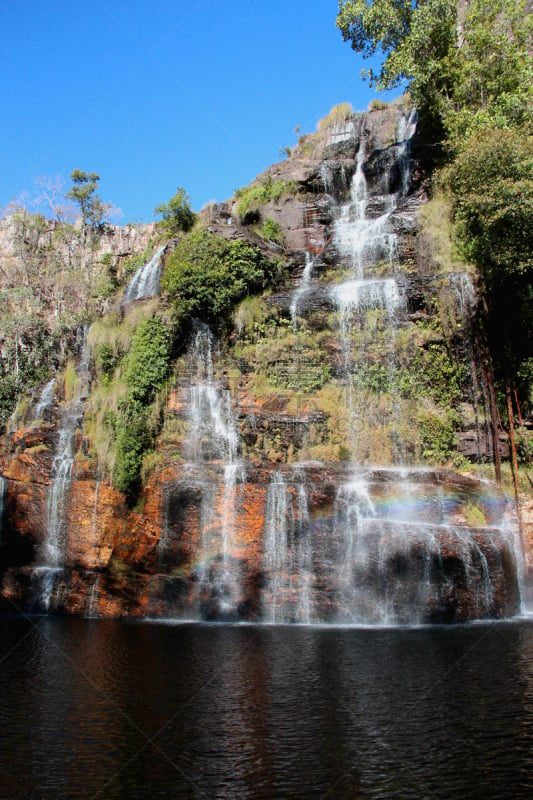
336, 0, 532, 144
33, 175, 76, 223
336, 0, 457, 131
154, 186, 195, 238
445, 128, 533, 395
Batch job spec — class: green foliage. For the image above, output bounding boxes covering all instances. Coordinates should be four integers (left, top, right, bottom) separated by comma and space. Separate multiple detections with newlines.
112, 399, 152, 497
337, 0, 532, 143
66, 169, 104, 228
162, 230, 280, 327
110, 316, 173, 498
0, 373, 18, 432
93, 342, 116, 380
444, 0, 533, 148
445, 128, 533, 401
417, 190, 467, 273
445, 130, 533, 279
154, 187, 195, 239
124, 317, 172, 404
233, 296, 272, 337
413, 344, 466, 406
234, 177, 297, 222
463, 502, 488, 527
236, 317, 331, 393
418, 409, 457, 463
255, 217, 285, 245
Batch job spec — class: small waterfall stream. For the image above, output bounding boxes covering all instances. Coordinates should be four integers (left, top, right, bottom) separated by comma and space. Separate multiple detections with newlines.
124, 245, 166, 302
262, 470, 313, 623
33, 378, 56, 422
34, 327, 90, 610
329, 115, 410, 451
178, 325, 245, 619
290, 252, 316, 323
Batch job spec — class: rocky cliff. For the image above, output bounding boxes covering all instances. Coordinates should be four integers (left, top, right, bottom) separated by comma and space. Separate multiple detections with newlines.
0, 102, 528, 623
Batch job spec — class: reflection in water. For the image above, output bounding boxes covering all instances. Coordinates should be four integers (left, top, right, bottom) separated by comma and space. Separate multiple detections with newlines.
0, 618, 532, 798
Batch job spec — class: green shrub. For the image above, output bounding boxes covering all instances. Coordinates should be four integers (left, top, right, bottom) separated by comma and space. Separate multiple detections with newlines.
154, 187, 196, 239
256, 217, 285, 245
162, 230, 279, 327
124, 317, 172, 404
108, 315, 173, 499
113, 399, 152, 496
418, 410, 457, 463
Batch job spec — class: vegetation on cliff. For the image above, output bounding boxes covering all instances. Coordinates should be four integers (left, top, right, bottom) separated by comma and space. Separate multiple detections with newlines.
338, 0, 533, 458
161, 230, 282, 328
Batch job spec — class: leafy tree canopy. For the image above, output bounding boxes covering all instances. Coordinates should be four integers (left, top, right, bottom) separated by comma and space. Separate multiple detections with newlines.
161, 230, 280, 327
66, 170, 103, 227
66, 169, 119, 228
154, 186, 195, 238
337, 0, 533, 144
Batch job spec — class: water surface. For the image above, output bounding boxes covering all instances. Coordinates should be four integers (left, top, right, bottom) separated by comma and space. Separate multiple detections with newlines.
1, 617, 532, 799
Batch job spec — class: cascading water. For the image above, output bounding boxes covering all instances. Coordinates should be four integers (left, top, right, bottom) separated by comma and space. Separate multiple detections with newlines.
261, 466, 519, 625
261, 110, 521, 624
290, 252, 316, 324
178, 324, 245, 619
262, 470, 313, 623
124, 245, 166, 302
34, 327, 90, 610
328, 116, 409, 449
33, 378, 56, 422
333, 134, 399, 277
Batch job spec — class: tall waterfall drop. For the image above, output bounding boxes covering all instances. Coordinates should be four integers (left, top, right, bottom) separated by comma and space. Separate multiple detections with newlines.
124, 245, 166, 302
166, 325, 246, 620
34, 327, 90, 610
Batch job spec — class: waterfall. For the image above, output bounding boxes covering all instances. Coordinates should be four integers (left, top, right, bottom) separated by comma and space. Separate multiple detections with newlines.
179, 325, 245, 619
397, 108, 418, 196
262, 470, 313, 623
290, 252, 316, 323
328, 118, 411, 454
124, 245, 166, 302
33, 378, 56, 422
333, 135, 398, 277
35, 327, 89, 609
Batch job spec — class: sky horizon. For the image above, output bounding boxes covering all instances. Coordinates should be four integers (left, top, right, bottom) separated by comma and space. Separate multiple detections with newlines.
1, 1, 401, 224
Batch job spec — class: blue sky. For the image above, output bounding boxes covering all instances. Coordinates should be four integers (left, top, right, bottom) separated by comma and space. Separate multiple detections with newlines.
1, 1, 400, 223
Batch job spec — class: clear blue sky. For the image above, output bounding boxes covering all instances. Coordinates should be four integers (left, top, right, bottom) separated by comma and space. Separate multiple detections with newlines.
1, 1, 400, 223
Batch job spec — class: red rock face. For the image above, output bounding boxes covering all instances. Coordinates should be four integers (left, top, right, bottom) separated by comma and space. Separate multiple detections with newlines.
0, 433, 523, 625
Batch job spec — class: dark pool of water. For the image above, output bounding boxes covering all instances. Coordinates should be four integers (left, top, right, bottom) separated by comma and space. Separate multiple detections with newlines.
0, 616, 532, 799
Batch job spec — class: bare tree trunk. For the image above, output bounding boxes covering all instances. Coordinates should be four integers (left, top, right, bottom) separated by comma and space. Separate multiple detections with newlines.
506, 381, 524, 553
